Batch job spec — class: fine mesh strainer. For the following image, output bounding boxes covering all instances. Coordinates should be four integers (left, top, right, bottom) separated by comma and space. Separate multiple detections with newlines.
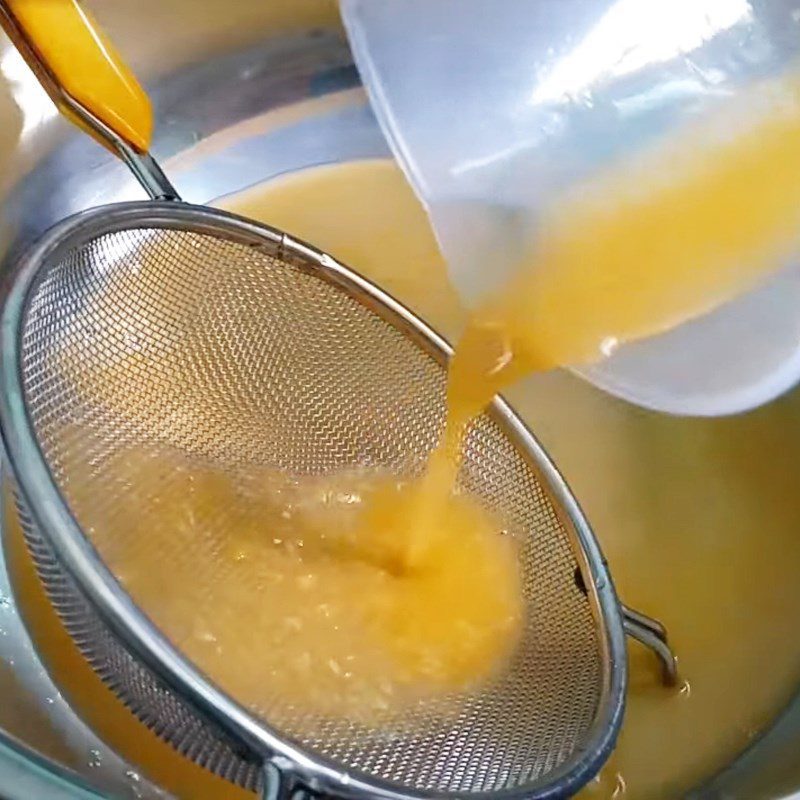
0, 3, 676, 798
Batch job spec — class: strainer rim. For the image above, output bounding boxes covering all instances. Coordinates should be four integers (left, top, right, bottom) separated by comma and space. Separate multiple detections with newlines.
0, 201, 626, 799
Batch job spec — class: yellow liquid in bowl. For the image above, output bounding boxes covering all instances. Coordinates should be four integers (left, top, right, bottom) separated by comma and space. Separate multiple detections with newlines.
63, 449, 523, 723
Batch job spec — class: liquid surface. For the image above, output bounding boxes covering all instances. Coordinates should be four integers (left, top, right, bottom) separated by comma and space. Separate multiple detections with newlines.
67, 448, 522, 723
9, 161, 800, 799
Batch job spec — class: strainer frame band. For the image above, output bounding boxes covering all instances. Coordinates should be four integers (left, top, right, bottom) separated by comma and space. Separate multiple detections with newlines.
0, 201, 627, 799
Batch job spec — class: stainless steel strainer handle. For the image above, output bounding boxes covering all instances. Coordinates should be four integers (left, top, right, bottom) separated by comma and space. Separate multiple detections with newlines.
0, 0, 179, 202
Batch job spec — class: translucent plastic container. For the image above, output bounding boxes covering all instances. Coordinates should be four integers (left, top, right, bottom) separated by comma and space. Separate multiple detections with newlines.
342, 0, 800, 415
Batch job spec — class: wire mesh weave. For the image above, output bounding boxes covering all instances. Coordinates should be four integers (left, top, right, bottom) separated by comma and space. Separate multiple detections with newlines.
13, 220, 606, 796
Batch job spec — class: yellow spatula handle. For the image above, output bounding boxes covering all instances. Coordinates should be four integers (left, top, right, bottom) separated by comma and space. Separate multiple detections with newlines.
0, 0, 152, 153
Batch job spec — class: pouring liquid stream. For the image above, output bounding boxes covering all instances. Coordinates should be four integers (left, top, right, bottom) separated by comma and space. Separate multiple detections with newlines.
400, 70, 800, 567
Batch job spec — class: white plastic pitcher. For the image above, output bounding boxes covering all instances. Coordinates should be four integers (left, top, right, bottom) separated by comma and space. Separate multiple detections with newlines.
341, 0, 800, 416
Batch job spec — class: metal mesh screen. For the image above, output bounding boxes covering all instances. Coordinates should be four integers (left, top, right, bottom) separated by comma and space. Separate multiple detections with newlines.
16, 224, 604, 795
